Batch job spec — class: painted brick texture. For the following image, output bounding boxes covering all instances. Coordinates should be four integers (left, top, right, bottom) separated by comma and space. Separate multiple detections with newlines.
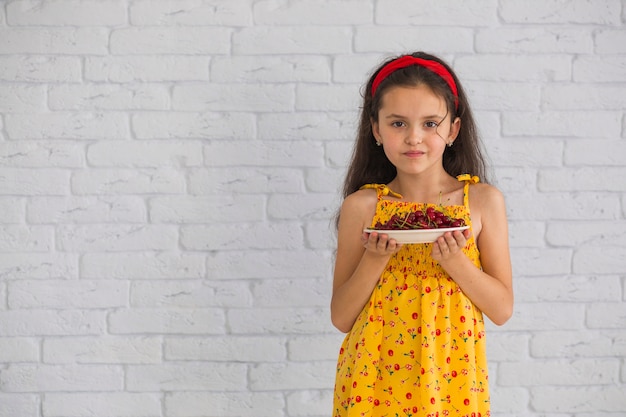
0, 1, 625, 417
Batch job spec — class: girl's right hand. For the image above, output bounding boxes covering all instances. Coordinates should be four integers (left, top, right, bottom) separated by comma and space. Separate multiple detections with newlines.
361, 231, 403, 256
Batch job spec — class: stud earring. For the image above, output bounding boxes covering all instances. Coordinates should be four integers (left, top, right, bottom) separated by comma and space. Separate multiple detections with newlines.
376, 141, 382, 147
447, 141, 453, 147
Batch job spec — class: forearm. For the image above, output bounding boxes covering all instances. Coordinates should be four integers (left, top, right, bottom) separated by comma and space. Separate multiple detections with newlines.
331, 253, 390, 333
440, 254, 513, 325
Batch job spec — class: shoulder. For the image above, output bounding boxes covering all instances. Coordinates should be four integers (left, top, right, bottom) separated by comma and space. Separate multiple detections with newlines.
469, 182, 505, 206
338, 187, 379, 228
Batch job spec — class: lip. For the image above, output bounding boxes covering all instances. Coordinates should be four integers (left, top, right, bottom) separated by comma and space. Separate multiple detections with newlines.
404, 150, 425, 157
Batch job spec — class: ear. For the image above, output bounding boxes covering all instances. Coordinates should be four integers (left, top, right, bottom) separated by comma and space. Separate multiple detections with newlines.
448, 116, 461, 142
371, 117, 381, 142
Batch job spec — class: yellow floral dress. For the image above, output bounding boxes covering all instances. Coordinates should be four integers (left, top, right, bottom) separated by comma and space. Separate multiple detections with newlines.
333, 175, 490, 417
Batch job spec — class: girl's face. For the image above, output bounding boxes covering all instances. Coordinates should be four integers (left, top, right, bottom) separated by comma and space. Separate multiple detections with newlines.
372, 84, 460, 177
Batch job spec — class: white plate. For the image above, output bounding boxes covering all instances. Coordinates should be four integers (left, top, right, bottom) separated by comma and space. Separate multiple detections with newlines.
363, 226, 470, 244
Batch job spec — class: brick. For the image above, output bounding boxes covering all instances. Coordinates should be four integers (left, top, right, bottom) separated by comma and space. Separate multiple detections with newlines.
7, 0, 126, 25
498, 358, 619, 386
132, 112, 255, 140
180, 222, 303, 251
255, 0, 371, 25
253, 278, 329, 307
304, 219, 338, 250
484, 332, 529, 362
165, 335, 286, 362
233, 27, 352, 54
8, 280, 128, 309
86, 56, 210, 82
0, 225, 54, 253
71, 168, 186, 195
267, 193, 337, 220
0, 253, 77, 280
503, 111, 621, 138
0, 394, 39, 417
212, 55, 330, 83
150, 195, 264, 223
565, 139, 626, 165
0, 56, 81, 82
130, 0, 252, 26
27, 196, 146, 224
507, 221, 544, 248
205, 141, 323, 167
87, 140, 202, 167
355, 26, 473, 54
531, 386, 626, 413
505, 193, 620, 220
109, 308, 225, 335
188, 167, 304, 195
539, 167, 626, 191
464, 81, 540, 111
587, 302, 626, 328
57, 225, 178, 252
574, 246, 626, 275
165, 392, 285, 417
0, 168, 68, 195
249, 361, 335, 390
546, 221, 626, 247
456, 55, 571, 82
110, 27, 231, 54
130, 279, 253, 308
0, 310, 105, 336
126, 362, 247, 391
287, 390, 334, 416
488, 387, 529, 414
0, 141, 84, 168
377, 0, 498, 25
574, 56, 626, 82
0, 364, 122, 392
43, 336, 162, 364
228, 307, 331, 334
543, 84, 626, 110
516, 275, 622, 303
258, 111, 355, 141
511, 248, 572, 276
173, 83, 294, 112
596, 29, 626, 53
208, 249, 332, 280
0, 28, 108, 54
81, 252, 204, 280
296, 84, 359, 112
44, 393, 161, 417
0, 338, 39, 362
502, 303, 584, 331
288, 334, 345, 361
0, 84, 45, 113
499, 0, 621, 24
531, 330, 626, 358
0, 198, 23, 223
476, 28, 593, 53
5, 112, 129, 140
49, 84, 169, 111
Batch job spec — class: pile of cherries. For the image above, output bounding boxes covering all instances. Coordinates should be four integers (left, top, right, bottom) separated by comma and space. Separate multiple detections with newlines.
372, 206, 466, 230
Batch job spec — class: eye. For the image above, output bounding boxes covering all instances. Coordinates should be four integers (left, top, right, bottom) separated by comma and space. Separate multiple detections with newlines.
424, 121, 439, 129
391, 121, 406, 128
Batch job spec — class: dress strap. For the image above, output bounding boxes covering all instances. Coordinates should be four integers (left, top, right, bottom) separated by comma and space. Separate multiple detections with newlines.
359, 184, 403, 200
456, 174, 480, 208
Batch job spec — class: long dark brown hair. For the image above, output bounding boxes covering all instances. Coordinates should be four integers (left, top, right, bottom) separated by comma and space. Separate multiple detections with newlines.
340, 52, 489, 203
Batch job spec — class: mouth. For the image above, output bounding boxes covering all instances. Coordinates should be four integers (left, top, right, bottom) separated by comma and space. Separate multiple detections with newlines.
404, 151, 425, 157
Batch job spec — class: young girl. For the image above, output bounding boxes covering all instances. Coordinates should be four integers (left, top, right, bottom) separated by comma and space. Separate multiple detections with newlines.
331, 52, 513, 417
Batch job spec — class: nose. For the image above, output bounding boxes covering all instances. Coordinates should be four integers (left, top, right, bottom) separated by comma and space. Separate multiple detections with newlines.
405, 126, 423, 145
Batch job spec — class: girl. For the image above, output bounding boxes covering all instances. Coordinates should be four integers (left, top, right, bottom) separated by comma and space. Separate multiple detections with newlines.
331, 52, 513, 417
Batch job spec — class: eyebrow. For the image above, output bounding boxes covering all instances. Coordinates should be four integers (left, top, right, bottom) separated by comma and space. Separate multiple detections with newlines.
384, 113, 445, 120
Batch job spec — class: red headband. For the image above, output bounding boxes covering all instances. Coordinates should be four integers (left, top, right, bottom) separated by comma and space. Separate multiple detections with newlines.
371, 55, 459, 110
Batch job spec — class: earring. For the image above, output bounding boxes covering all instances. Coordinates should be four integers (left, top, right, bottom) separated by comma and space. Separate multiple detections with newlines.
447, 141, 453, 147
376, 141, 382, 147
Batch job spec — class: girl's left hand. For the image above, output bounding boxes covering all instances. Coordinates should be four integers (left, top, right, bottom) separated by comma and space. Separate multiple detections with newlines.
431, 228, 471, 263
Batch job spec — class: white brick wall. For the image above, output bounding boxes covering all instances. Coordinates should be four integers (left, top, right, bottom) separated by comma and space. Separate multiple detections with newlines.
0, 1, 624, 416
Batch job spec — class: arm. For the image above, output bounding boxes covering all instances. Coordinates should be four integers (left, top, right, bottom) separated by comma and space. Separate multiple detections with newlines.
330, 192, 403, 333
432, 185, 513, 325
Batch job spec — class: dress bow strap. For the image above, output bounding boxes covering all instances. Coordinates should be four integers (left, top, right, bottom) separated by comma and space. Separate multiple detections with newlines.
456, 174, 480, 184
359, 184, 403, 199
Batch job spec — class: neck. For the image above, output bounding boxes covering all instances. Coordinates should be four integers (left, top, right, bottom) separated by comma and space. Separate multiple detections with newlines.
389, 171, 458, 204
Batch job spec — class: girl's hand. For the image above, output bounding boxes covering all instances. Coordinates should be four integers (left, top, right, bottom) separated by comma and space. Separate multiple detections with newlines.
432, 228, 471, 263
361, 231, 403, 256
